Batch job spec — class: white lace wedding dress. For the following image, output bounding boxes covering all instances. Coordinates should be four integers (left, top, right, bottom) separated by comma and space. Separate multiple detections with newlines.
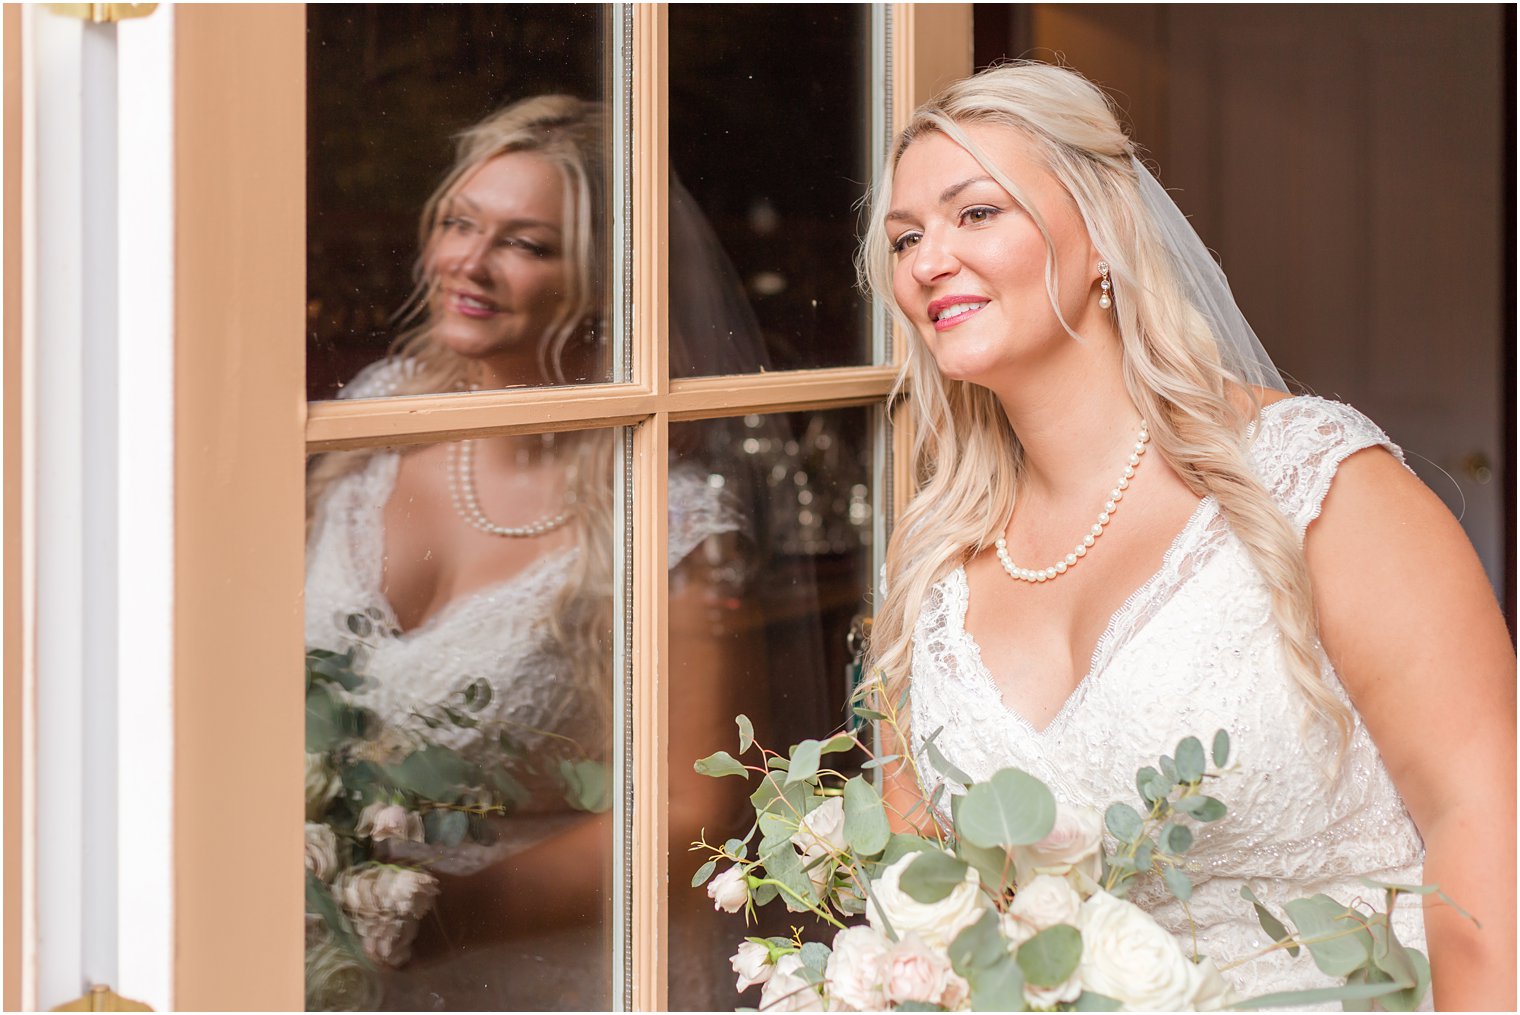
909, 397, 1429, 1010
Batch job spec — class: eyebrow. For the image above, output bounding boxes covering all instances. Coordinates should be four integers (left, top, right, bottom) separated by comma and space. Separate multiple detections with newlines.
447, 194, 560, 233
884, 175, 998, 224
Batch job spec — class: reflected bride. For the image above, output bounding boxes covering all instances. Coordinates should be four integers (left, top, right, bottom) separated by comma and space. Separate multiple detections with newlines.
303, 95, 756, 1011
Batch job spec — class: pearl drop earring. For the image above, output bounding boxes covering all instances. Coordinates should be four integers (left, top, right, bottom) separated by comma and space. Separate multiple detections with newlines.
1098, 260, 1113, 310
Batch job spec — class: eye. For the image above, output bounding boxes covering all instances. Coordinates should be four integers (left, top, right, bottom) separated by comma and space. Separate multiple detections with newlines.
890, 231, 922, 255
440, 216, 474, 233
960, 205, 999, 226
500, 237, 554, 258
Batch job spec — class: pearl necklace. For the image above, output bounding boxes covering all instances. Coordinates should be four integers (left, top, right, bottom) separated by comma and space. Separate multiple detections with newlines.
995, 422, 1150, 583
447, 440, 575, 538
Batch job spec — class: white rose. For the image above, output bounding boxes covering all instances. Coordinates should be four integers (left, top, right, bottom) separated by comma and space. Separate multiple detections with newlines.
758, 953, 825, 1011
332, 865, 441, 967
824, 925, 890, 1011
1009, 873, 1082, 930
792, 797, 849, 859
304, 822, 341, 882
356, 802, 425, 844
1012, 805, 1103, 888
1189, 957, 1240, 1012
305, 753, 343, 821
1078, 890, 1201, 1010
882, 933, 969, 1010
866, 851, 987, 950
732, 940, 773, 992
708, 864, 750, 913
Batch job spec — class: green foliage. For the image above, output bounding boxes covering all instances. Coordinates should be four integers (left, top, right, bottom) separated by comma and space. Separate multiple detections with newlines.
842, 776, 891, 856
948, 909, 1006, 976
1283, 895, 1372, 977
736, 714, 754, 753
1173, 794, 1226, 822
1212, 728, 1231, 767
1016, 924, 1082, 987
560, 759, 611, 813
1072, 991, 1122, 1011
899, 850, 970, 904
1162, 864, 1192, 902
423, 809, 469, 847
1160, 822, 1193, 855
1104, 802, 1142, 842
957, 769, 1056, 849
1239, 885, 1298, 957
967, 959, 1024, 1012
923, 733, 974, 787
1174, 736, 1206, 784
787, 739, 823, 785
878, 832, 937, 867
389, 745, 470, 801
694, 750, 749, 779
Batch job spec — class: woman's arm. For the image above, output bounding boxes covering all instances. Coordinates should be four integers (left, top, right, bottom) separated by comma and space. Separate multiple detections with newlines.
1306, 446, 1516, 1011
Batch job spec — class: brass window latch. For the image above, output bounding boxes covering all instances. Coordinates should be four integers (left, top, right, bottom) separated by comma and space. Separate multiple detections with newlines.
43, 4, 158, 23
51, 985, 152, 1012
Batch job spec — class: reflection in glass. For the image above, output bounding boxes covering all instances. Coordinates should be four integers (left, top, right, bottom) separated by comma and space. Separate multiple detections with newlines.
667, 407, 876, 1010
307, 6, 615, 399
670, 5, 874, 375
303, 431, 618, 1011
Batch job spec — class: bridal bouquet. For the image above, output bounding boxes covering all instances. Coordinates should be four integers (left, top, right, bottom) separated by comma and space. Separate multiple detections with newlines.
303, 612, 611, 1010
692, 699, 1440, 1012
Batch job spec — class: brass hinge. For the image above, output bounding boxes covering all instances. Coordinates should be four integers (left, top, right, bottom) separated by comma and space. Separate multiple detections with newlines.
44, 4, 158, 23
50, 985, 153, 1012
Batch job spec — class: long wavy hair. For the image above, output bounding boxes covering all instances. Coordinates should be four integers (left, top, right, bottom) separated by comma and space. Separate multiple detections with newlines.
307, 95, 616, 749
859, 63, 1351, 752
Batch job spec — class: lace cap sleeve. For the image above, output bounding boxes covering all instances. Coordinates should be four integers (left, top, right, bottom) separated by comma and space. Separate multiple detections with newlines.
667, 464, 746, 569
336, 357, 416, 400
1250, 396, 1407, 538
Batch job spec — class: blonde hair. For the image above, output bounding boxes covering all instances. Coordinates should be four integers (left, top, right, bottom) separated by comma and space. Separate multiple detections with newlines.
308, 95, 616, 749
860, 62, 1350, 751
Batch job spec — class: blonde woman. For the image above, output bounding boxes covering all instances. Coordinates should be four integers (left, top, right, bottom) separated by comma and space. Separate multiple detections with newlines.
305, 95, 762, 1008
863, 63, 1514, 1009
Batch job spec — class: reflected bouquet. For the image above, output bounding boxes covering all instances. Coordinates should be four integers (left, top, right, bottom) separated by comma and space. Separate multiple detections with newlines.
692, 697, 1448, 1012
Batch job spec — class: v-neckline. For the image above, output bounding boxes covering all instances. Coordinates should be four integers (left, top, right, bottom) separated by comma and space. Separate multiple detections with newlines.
364, 451, 574, 641
951, 493, 1220, 738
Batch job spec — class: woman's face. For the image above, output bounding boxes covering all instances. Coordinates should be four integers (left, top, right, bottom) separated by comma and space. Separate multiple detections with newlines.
886, 124, 1100, 386
427, 151, 570, 368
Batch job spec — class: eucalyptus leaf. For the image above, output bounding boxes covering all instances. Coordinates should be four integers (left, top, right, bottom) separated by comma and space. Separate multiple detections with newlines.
736, 714, 754, 754
797, 941, 832, 974
899, 850, 970, 904
723, 837, 748, 860
924, 738, 974, 787
1230, 980, 1404, 1010
968, 959, 1024, 1012
948, 909, 1006, 975
423, 809, 469, 847
843, 776, 892, 856
1367, 915, 1417, 988
1284, 895, 1372, 977
1161, 823, 1194, 855
1174, 736, 1206, 783
766, 756, 791, 771
1212, 728, 1230, 767
1105, 802, 1143, 842
787, 739, 823, 785
879, 832, 937, 867
1173, 795, 1227, 822
691, 858, 718, 888
1158, 754, 1178, 784
1132, 839, 1153, 872
391, 745, 471, 800
852, 706, 887, 721
561, 759, 611, 813
1239, 885, 1299, 957
305, 686, 344, 753
958, 768, 1056, 849
1073, 991, 1122, 1011
957, 837, 1014, 895
752, 882, 779, 906
1136, 765, 1169, 804
758, 836, 816, 913
1378, 949, 1431, 1012
1016, 924, 1082, 987
694, 750, 749, 779
860, 755, 900, 771
1163, 864, 1193, 902
488, 768, 530, 810
894, 1003, 942, 1012
819, 733, 857, 755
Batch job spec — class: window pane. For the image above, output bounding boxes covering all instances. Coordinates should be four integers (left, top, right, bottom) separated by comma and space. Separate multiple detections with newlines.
307, 5, 621, 401
669, 6, 875, 376
303, 430, 620, 1011
666, 407, 877, 1008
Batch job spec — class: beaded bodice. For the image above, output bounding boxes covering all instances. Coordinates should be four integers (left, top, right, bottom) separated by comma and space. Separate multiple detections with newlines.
909, 398, 1428, 1008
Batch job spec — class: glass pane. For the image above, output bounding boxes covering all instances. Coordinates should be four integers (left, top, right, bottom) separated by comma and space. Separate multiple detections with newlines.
303, 429, 620, 1011
669, 6, 875, 376
666, 407, 877, 1008
307, 5, 621, 401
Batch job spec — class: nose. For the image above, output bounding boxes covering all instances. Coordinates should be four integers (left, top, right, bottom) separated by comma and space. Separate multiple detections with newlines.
909, 229, 960, 287
442, 233, 493, 284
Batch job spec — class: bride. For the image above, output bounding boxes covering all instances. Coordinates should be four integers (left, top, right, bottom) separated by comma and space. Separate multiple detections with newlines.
862, 64, 1514, 1009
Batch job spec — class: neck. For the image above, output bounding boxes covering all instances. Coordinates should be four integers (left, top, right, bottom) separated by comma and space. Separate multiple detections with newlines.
985, 322, 1143, 502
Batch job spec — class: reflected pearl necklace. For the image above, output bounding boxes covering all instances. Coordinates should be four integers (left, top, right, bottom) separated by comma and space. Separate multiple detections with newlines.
447, 440, 575, 538
994, 422, 1149, 583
